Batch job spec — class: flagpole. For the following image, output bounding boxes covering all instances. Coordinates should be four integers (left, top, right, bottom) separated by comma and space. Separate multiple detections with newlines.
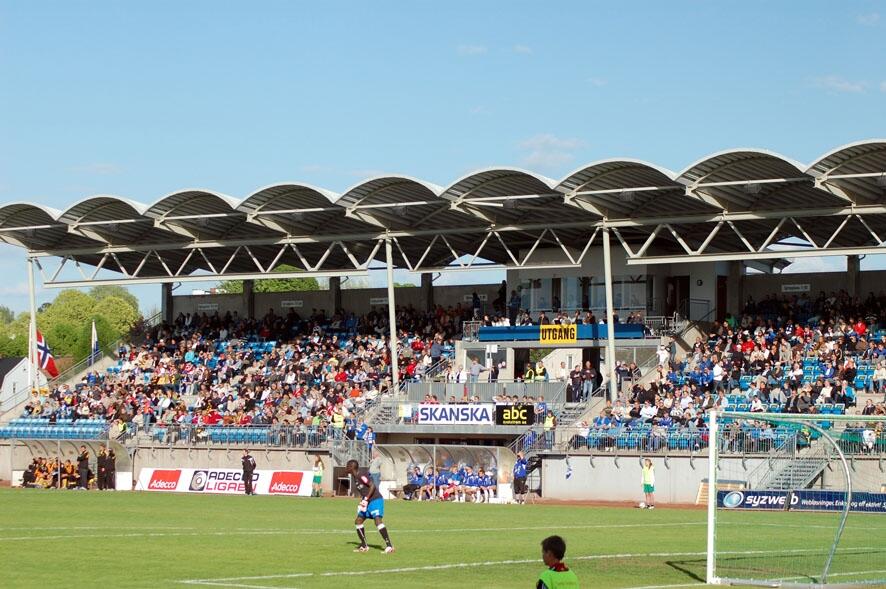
90, 320, 97, 367
27, 256, 38, 392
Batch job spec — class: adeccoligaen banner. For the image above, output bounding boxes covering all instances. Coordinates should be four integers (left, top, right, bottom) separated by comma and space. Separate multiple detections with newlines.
136, 468, 313, 496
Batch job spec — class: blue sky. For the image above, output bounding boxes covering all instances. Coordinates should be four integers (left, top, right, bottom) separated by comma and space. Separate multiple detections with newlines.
1, 0, 885, 313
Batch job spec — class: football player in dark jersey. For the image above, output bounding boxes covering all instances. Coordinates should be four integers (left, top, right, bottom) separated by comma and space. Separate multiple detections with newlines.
346, 459, 394, 553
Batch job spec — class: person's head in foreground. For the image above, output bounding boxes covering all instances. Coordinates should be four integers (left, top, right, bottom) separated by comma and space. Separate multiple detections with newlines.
541, 535, 566, 568
538, 535, 579, 589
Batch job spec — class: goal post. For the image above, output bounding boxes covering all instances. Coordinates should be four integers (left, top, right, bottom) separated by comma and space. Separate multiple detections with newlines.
706, 411, 886, 588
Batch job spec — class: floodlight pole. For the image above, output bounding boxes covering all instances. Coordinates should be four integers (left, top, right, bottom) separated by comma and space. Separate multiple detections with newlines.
602, 226, 618, 402
27, 255, 39, 392
384, 237, 400, 393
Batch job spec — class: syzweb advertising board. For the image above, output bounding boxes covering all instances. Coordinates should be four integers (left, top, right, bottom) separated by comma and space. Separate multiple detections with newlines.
717, 490, 886, 513
136, 468, 312, 496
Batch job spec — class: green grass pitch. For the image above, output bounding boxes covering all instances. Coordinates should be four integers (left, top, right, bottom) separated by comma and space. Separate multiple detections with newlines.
1, 488, 884, 588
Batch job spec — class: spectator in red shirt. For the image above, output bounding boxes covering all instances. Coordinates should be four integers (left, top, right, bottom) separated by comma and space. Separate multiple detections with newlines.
853, 319, 867, 336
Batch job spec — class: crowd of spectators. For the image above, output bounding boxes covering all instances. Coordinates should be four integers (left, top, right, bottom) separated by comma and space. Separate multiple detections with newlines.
20, 305, 466, 443
566, 290, 886, 454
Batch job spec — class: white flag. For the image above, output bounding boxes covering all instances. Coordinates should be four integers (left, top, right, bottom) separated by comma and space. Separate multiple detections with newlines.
90, 320, 99, 365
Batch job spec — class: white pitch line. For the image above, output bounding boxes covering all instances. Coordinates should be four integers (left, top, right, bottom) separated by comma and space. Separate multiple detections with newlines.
627, 583, 707, 589
0, 526, 197, 531
178, 547, 880, 587
0, 521, 706, 542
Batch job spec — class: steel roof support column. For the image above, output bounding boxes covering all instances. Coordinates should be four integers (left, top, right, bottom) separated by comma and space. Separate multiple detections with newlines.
27, 256, 39, 393
329, 276, 342, 312
243, 279, 255, 319
420, 272, 434, 312
726, 261, 744, 318
602, 227, 618, 403
384, 237, 400, 393
161, 283, 174, 324
847, 255, 861, 298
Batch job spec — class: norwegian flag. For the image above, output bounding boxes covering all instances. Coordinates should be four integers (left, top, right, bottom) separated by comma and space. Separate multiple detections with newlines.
35, 329, 59, 378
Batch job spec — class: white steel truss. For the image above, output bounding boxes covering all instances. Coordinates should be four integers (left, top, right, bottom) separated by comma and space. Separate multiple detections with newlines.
33, 228, 602, 287
620, 213, 886, 265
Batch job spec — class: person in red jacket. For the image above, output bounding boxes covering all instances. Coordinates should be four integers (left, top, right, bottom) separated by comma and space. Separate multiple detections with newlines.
854, 318, 867, 336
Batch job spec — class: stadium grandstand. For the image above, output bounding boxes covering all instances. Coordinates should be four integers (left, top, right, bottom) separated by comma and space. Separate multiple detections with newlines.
1, 140, 885, 508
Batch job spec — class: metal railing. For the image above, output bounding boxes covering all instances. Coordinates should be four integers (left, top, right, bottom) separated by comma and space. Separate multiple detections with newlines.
421, 357, 452, 381
556, 425, 709, 455
0, 421, 111, 441
403, 380, 567, 403
678, 298, 712, 323
462, 321, 482, 341
123, 423, 336, 449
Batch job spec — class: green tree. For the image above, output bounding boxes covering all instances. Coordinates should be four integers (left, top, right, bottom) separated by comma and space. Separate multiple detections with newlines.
393, 282, 416, 288
217, 264, 320, 294
88, 285, 139, 313
93, 295, 140, 335
0, 318, 29, 357
40, 290, 96, 331
2, 289, 142, 363
46, 320, 82, 358
0, 305, 15, 324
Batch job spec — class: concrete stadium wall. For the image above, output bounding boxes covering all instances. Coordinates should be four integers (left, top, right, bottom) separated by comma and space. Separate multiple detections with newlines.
541, 454, 756, 504
1, 439, 133, 489
172, 284, 500, 318
1, 441, 334, 493
540, 455, 885, 504
743, 269, 886, 303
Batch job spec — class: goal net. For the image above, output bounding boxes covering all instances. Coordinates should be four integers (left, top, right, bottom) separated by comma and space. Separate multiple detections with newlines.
706, 411, 886, 587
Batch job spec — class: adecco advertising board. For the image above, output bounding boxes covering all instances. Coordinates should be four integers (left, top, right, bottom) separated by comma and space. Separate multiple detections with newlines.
136, 468, 312, 496
717, 490, 886, 513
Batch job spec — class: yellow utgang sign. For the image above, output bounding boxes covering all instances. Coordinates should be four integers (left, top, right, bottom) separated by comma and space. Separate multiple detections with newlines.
539, 324, 577, 344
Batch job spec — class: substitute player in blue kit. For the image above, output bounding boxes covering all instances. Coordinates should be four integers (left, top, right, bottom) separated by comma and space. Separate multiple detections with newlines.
463, 466, 481, 502
346, 459, 394, 553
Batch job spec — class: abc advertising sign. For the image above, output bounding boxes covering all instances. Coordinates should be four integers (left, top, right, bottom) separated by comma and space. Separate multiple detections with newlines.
137, 468, 312, 496
415, 404, 494, 425
717, 490, 886, 513
495, 404, 536, 426
539, 324, 576, 345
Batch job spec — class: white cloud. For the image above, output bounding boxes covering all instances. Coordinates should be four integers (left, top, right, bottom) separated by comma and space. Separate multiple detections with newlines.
881, 81, 886, 93
456, 44, 487, 56
857, 12, 880, 25
517, 133, 586, 170
513, 44, 533, 55
0, 282, 31, 296
814, 75, 866, 93
780, 256, 845, 274
468, 105, 489, 115
588, 77, 608, 87
69, 162, 123, 175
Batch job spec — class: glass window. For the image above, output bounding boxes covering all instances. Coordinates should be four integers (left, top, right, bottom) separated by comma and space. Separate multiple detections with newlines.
560, 277, 583, 311
519, 278, 553, 311
587, 275, 649, 314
